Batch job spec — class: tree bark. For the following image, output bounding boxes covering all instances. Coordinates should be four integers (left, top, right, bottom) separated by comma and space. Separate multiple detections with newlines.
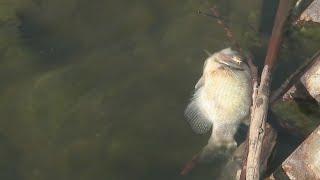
245, 0, 292, 179
270, 50, 320, 104
271, 125, 320, 179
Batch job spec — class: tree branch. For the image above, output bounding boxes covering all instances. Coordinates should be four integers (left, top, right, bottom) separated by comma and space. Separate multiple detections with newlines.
209, 6, 244, 57
245, 0, 293, 179
270, 49, 320, 104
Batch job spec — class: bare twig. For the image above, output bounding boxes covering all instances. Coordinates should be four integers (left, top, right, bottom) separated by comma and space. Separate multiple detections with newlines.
209, 6, 244, 56
270, 49, 320, 104
246, 0, 293, 179
247, 54, 259, 85
180, 154, 200, 175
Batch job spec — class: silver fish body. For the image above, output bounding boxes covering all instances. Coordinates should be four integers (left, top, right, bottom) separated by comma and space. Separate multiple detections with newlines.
185, 48, 252, 160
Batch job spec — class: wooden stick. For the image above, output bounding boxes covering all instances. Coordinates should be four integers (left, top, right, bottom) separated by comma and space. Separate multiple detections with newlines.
239, 54, 259, 180
246, 1, 292, 179
270, 49, 320, 104
239, 123, 277, 180
180, 154, 200, 175
246, 66, 271, 180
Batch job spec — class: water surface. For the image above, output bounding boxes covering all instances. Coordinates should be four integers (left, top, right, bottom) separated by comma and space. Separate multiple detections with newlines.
0, 0, 319, 179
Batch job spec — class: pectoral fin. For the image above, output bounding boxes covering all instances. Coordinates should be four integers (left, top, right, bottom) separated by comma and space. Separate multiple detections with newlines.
195, 76, 204, 89
184, 100, 212, 134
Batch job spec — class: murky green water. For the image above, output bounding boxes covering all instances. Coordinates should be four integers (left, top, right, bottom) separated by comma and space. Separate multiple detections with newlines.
0, 0, 319, 179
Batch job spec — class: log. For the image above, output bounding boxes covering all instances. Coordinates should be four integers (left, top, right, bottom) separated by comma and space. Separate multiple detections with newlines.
246, 66, 271, 180
271, 125, 320, 179
245, 0, 292, 179
239, 123, 277, 180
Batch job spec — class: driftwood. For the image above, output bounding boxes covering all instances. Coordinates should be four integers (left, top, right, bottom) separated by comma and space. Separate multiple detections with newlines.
270, 124, 320, 179
245, 0, 292, 180
220, 54, 278, 180
238, 123, 277, 180
218, 123, 277, 180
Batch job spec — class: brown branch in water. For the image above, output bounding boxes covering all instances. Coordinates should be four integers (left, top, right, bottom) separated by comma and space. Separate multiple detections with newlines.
246, 66, 271, 180
270, 49, 320, 104
239, 123, 277, 180
180, 154, 200, 176
219, 54, 276, 180
240, 54, 259, 180
247, 54, 259, 85
245, 0, 293, 179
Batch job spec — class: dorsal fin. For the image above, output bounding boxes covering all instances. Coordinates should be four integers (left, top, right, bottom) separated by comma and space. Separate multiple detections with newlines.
203, 49, 212, 57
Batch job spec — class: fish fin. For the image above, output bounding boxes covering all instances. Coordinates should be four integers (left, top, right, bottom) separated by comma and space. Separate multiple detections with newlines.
195, 76, 204, 89
203, 49, 212, 57
184, 100, 212, 134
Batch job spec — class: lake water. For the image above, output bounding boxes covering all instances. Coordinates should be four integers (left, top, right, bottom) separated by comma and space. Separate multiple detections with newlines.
0, 0, 319, 179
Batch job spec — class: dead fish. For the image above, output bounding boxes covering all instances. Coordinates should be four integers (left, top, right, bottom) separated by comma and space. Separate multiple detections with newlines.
185, 47, 252, 161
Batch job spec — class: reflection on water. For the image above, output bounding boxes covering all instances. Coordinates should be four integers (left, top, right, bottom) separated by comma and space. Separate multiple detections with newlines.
0, 0, 319, 179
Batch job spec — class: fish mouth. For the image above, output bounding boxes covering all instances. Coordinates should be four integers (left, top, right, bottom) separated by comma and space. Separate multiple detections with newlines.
215, 54, 245, 70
